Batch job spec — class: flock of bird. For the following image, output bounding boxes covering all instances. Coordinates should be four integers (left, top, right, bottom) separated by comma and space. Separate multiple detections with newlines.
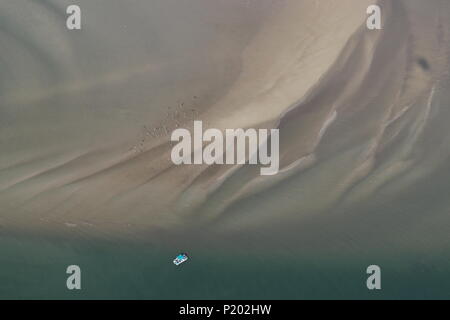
129, 96, 200, 154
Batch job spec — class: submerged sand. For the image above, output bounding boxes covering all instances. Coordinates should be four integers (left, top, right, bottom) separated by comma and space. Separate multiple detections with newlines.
1, 0, 450, 252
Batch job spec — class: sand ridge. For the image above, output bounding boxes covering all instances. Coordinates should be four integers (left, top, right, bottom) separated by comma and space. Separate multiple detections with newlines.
1, 1, 450, 241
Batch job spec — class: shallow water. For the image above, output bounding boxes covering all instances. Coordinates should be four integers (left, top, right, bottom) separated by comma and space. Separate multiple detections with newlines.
1, 231, 449, 299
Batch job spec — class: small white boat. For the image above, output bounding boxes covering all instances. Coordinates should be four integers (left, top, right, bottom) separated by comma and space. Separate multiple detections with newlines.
173, 253, 189, 266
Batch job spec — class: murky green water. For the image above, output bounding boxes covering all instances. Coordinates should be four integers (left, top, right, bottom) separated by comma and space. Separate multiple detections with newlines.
1, 230, 449, 299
